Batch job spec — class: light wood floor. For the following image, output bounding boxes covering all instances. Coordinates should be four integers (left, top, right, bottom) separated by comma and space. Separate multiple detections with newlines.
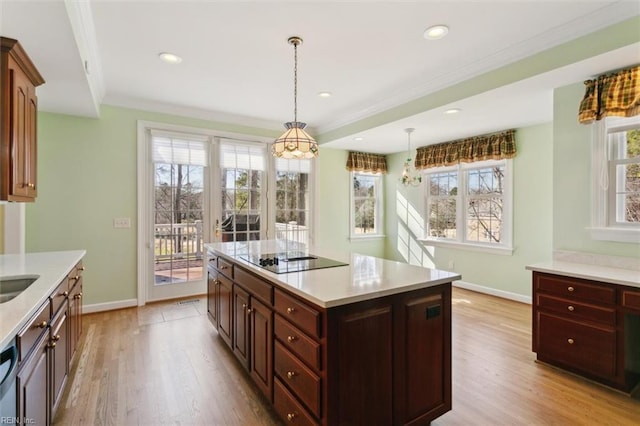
54, 288, 640, 426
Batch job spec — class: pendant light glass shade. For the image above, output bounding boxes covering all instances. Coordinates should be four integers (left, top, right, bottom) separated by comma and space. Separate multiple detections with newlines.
273, 36, 318, 159
272, 121, 318, 159
400, 128, 422, 187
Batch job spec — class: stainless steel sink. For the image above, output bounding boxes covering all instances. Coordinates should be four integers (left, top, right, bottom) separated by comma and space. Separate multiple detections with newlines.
0, 276, 40, 303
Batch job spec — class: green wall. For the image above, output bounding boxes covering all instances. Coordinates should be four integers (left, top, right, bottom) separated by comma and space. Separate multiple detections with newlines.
384, 123, 554, 299
553, 83, 640, 258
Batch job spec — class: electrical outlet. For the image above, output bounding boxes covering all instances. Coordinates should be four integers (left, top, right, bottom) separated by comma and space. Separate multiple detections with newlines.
113, 217, 131, 228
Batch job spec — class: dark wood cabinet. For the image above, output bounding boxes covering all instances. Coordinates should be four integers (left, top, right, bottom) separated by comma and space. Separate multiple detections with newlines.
232, 284, 251, 369
249, 297, 273, 399
49, 305, 68, 414
206, 268, 219, 327
13, 259, 85, 426
532, 271, 640, 393
217, 274, 233, 348
68, 269, 83, 363
0, 37, 44, 202
16, 332, 49, 426
206, 251, 452, 425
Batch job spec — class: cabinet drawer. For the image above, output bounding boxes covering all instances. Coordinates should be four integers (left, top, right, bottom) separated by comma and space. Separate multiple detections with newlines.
621, 288, 640, 312
537, 294, 616, 326
275, 341, 321, 417
17, 301, 50, 362
534, 273, 615, 305
536, 312, 616, 379
275, 289, 321, 338
50, 279, 68, 316
217, 257, 234, 278
275, 314, 321, 370
235, 267, 272, 305
274, 378, 319, 426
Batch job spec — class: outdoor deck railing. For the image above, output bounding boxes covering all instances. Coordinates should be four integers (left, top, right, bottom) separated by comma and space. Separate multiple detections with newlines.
155, 221, 203, 262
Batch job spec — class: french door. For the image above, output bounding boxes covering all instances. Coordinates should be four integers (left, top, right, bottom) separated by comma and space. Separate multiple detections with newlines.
138, 125, 273, 304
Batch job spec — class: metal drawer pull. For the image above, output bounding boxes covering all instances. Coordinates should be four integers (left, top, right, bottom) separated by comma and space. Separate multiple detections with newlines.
247, 308, 253, 314
47, 342, 56, 349
79, 266, 85, 271
286, 307, 295, 314
52, 334, 61, 342
287, 335, 297, 343
567, 286, 574, 292
286, 371, 296, 379
60, 291, 69, 297
287, 413, 296, 421
37, 321, 47, 329
242, 304, 247, 309
567, 305, 574, 312
567, 338, 574, 344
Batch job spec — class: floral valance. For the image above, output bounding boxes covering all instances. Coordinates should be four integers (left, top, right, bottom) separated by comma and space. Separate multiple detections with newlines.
415, 129, 516, 170
345, 151, 388, 174
578, 65, 640, 124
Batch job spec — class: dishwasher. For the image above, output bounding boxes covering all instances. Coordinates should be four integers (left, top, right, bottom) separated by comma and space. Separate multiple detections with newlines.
0, 338, 18, 418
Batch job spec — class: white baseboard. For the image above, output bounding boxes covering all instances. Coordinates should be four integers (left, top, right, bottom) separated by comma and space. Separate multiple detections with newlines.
83, 298, 138, 314
453, 280, 532, 304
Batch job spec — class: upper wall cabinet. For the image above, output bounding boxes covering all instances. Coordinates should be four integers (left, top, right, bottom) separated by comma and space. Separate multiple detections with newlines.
1, 37, 45, 202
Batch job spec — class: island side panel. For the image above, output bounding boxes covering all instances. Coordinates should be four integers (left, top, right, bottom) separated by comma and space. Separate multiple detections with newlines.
325, 283, 452, 426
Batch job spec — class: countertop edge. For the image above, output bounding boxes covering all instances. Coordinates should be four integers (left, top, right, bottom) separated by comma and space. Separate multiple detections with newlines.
0, 250, 86, 349
526, 261, 640, 289
213, 249, 461, 308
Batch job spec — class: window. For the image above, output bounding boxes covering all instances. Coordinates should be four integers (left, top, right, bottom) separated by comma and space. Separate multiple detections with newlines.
351, 172, 384, 238
219, 141, 266, 242
590, 116, 640, 242
423, 160, 512, 253
275, 158, 313, 245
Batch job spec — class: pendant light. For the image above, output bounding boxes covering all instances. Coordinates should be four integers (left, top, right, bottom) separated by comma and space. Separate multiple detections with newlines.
400, 128, 422, 187
272, 36, 318, 159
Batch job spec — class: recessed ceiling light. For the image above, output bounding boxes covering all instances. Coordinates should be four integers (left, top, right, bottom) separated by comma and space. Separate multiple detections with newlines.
444, 108, 461, 114
318, 91, 332, 98
423, 25, 449, 40
354, 137, 364, 141
159, 52, 182, 64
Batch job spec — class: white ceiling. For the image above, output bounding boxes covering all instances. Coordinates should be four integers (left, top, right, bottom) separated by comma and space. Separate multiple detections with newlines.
1, 0, 639, 154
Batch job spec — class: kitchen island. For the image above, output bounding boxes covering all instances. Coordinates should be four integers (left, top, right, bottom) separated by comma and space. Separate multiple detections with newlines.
205, 240, 461, 426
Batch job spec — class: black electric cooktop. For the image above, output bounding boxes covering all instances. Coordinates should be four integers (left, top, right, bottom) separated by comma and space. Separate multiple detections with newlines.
241, 251, 348, 274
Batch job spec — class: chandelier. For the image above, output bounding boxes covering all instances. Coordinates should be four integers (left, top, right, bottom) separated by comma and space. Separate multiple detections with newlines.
272, 36, 318, 159
400, 128, 422, 187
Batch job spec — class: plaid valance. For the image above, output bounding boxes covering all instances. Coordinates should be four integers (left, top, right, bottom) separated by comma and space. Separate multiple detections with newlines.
345, 151, 388, 174
415, 129, 516, 170
578, 65, 640, 124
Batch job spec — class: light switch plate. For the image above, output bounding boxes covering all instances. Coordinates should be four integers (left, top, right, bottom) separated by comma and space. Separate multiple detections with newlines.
113, 217, 131, 228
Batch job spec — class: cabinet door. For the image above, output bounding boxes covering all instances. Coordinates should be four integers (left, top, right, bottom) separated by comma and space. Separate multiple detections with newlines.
394, 289, 451, 424
8, 63, 36, 200
69, 278, 83, 363
17, 333, 49, 426
250, 297, 273, 400
233, 285, 250, 369
217, 275, 233, 348
50, 306, 68, 414
207, 269, 219, 328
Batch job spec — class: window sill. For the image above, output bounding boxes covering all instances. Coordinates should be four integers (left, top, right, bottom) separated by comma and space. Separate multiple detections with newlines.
587, 227, 640, 244
350, 234, 386, 241
418, 238, 514, 256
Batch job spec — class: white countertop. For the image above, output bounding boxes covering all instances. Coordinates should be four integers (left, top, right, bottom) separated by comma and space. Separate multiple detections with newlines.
206, 240, 461, 308
0, 250, 86, 349
526, 260, 640, 289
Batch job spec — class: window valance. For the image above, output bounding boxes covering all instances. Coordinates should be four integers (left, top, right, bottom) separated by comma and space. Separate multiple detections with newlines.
415, 129, 516, 169
346, 151, 388, 174
578, 65, 640, 124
